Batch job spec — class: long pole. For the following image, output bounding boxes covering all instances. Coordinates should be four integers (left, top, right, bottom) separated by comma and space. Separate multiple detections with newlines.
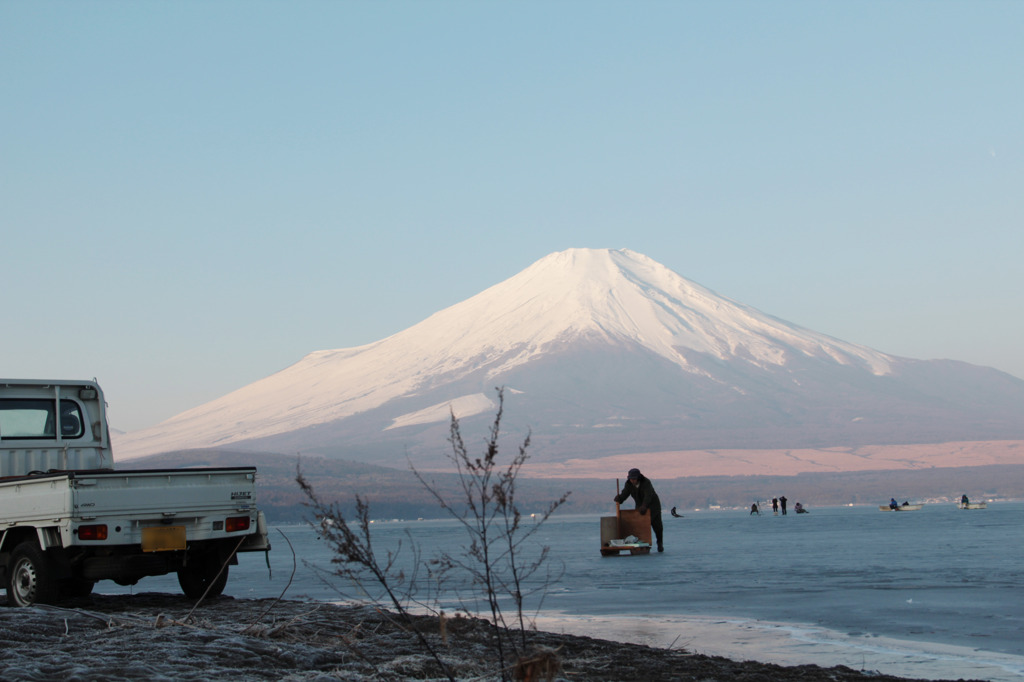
615, 477, 621, 536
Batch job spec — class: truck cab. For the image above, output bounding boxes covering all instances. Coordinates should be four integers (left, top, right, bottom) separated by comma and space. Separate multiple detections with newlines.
0, 379, 113, 477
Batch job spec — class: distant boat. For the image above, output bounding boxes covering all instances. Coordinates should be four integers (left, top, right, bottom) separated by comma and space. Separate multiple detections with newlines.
879, 504, 923, 511
957, 502, 987, 510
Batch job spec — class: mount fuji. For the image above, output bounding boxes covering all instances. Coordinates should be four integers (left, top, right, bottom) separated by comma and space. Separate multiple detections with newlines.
114, 248, 1024, 471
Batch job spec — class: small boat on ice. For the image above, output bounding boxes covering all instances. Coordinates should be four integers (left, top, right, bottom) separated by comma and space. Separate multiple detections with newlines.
879, 504, 923, 511
957, 495, 986, 509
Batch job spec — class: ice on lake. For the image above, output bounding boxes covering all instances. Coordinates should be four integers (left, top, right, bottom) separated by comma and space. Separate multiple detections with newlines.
102, 501, 1024, 681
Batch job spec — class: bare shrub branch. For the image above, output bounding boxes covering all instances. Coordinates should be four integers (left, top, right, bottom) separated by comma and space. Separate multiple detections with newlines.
297, 389, 569, 681
412, 387, 570, 678
296, 466, 455, 682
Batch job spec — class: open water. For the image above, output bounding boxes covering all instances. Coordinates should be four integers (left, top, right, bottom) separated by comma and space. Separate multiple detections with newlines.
103, 502, 1024, 681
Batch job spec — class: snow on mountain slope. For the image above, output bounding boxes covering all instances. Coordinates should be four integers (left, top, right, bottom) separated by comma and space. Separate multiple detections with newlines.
115, 248, 898, 460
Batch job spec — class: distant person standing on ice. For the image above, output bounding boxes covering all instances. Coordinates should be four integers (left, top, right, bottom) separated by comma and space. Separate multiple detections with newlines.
772, 498, 779, 514
780, 495, 788, 515
614, 468, 664, 553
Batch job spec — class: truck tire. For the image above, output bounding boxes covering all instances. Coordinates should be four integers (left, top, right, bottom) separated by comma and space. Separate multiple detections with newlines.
177, 559, 228, 599
5, 541, 60, 607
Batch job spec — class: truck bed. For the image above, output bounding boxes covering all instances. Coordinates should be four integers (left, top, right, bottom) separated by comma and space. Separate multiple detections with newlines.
0, 467, 266, 551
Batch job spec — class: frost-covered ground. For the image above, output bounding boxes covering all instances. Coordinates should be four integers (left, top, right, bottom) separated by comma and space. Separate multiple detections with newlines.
0, 593, 981, 681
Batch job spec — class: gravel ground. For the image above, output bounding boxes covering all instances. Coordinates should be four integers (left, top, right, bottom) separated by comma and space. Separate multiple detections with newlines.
0, 593, 984, 681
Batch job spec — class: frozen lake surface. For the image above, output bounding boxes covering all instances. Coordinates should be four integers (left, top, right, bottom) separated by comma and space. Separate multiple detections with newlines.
103, 501, 1024, 681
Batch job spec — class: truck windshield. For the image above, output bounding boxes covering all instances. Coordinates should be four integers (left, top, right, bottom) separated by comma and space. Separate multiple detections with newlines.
0, 399, 84, 440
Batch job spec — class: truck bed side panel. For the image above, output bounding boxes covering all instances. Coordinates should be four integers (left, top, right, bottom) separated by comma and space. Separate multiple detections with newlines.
71, 469, 259, 516
0, 477, 72, 528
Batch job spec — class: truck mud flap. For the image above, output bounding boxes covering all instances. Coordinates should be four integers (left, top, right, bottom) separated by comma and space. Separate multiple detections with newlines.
238, 511, 272, 553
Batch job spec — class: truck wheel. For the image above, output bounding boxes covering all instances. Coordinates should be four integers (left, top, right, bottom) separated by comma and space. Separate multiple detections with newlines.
5, 541, 59, 607
177, 559, 228, 599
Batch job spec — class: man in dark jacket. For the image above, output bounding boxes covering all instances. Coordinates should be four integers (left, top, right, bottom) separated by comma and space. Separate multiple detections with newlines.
614, 468, 664, 552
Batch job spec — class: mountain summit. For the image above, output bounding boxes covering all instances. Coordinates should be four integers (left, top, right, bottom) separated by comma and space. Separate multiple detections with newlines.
115, 248, 1024, 466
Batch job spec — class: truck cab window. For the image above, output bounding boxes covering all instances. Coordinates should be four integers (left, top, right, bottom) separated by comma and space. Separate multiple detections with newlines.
0, 399, 83, 439
60, 400, 84, 438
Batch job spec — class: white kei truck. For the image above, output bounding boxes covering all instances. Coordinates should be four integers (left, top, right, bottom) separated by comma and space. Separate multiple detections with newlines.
0, 379, 270, 607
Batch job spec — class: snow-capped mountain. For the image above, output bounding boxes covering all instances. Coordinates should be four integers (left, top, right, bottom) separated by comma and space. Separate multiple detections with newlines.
114, 248, 1024, 467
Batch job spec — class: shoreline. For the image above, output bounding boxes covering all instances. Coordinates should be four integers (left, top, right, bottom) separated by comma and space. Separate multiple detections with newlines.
533, 611, 1024, 682
0, 593, 991, 681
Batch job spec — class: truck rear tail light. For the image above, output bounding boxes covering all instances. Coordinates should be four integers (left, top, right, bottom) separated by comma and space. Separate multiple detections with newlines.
78, 524, 108, 541
225, 516, 250, 533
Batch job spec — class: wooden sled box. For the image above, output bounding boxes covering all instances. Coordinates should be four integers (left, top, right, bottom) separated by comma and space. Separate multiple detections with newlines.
600, 508, 652, 556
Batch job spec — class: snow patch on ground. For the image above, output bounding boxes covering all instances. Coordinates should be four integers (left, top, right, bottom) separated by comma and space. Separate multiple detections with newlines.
385, 393, 496, 431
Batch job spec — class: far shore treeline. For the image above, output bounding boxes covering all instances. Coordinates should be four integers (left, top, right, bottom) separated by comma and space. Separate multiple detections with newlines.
122, 450, 1024, 524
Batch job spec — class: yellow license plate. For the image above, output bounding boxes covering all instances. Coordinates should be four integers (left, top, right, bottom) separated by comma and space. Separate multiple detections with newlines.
142, 525, 187, 552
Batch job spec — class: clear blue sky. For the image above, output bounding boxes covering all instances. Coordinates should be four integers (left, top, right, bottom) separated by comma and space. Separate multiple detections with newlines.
4, 2, 1022, 432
